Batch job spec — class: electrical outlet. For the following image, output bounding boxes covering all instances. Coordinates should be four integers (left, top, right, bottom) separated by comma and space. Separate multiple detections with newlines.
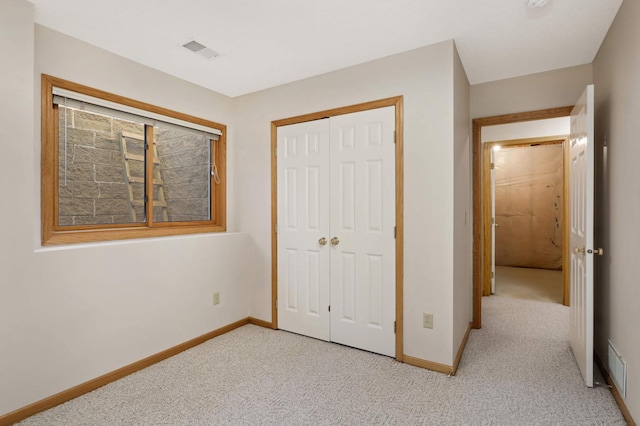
213, 292, 220, 305
423, 312, 433, 329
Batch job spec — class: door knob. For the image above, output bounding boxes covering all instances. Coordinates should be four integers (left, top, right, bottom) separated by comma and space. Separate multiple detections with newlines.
318, 237, 327, 246
330, 237, 340, 246
587, 248, 604, 255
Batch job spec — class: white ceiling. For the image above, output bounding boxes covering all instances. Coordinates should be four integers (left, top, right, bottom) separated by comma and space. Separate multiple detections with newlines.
29, 0, 623, 98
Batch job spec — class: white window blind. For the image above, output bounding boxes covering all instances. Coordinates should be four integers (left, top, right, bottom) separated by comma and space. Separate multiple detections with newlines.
52, 87, 221, 140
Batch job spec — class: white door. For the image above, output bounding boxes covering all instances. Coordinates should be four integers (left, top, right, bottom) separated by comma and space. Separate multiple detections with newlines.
277, 106, 396, 358
329, 107, 396, 357
277, 119, 331, 341
490, 147, 497, 294
569, 85, 595, 387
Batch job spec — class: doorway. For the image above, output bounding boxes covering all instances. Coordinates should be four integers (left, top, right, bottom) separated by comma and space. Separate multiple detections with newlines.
483, 137, 569, 306
270, 96, 404, 360
472, 106, 574, 329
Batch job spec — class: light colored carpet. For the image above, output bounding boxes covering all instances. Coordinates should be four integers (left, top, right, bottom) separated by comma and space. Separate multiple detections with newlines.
18, 296, 625, 425
494, 266, 563, 304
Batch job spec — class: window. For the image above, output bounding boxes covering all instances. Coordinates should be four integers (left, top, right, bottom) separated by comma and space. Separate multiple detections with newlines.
41, 74, 226, 245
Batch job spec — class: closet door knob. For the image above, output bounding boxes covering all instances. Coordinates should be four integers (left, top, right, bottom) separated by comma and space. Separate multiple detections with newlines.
330, 237, 340, 246
318, 237, 327, 246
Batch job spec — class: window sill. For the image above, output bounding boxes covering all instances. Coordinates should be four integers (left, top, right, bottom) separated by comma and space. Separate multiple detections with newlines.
42, 224, 226, 246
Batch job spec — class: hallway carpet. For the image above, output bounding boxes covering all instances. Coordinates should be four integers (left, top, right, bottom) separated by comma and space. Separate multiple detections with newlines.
494, 265, 563, 304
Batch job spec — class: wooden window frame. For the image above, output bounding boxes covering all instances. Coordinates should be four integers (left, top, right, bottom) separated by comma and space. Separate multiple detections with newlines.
41, 74, 227, 245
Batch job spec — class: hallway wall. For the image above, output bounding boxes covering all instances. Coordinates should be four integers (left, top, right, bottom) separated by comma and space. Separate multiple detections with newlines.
471, 64, 593, 119
593, 0, 640, 419
494, 144, 563, 270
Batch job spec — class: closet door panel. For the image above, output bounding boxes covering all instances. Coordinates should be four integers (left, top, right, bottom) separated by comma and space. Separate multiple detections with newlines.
277, 119, 331, 341
329, 106, 396, 357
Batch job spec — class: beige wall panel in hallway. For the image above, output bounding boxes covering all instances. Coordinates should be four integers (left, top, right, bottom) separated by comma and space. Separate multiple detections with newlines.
494, 144, 563, 270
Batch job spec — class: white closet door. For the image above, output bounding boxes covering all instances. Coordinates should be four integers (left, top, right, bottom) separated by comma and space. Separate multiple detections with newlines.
329, 106, 396, 357
277, 119, 331, 341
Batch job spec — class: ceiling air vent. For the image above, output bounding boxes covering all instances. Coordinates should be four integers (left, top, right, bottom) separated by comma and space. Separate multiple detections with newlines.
182, 39, 219, 59
527, 0, 550, 7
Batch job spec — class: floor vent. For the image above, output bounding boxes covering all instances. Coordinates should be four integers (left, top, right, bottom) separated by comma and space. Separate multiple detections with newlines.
608, 340, 627, 398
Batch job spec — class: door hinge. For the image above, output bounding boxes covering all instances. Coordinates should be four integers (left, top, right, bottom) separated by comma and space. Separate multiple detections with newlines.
490, 162, 495, 170
491, 271, 495, 279
394, 130, 397, 144
144, 194, 149, 204
274, 146, 277, 158
394, 321, 396, 334
394, 226, 397, 239
328, 305, 331, 312
275, 223, 278, 234
491, 217, 495, 225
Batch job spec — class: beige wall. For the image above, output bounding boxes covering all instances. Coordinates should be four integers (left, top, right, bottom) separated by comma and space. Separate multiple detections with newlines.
482, 117, 569, 143
494, 144, 563, 270
0, 1, 253, 415
471, 64, 593, 119
453, 44, 472, 353
234, 41, 471, 366
593, 0, 640, 420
